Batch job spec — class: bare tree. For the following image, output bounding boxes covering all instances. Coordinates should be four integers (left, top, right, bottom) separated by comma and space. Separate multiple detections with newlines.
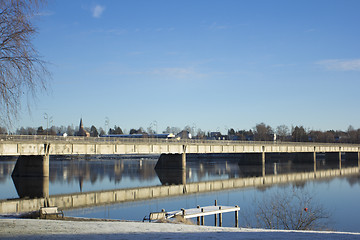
254, 122, 273, 141
292, 126, 308, 142
163, 126, 180, 134
16, 126, 35, 135
195, 128, 206, 139
0, 0, 49, 125
0, 126, 7, 134
98, 127, 105, 136
66, 125, 75, 136
242, 187, 331, 230
276, 125, 290, 141
347, 125, 358, 143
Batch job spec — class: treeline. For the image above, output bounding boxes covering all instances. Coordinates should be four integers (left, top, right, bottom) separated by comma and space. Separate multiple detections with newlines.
4, 125, 106, 137
227, 123, 360, 143
1, 122, 360, 144
0, 125, 149, 138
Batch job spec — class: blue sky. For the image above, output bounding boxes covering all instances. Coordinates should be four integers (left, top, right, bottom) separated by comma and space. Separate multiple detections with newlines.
16, 0, 360, 134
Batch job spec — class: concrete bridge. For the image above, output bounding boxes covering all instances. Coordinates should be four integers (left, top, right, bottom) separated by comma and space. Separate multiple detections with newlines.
1, 135, 360, 177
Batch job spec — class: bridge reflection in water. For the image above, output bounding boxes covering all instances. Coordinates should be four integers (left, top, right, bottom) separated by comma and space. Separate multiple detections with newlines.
7, 153, 360, 197
0, 153, 359, 214
12, 176, 49, 198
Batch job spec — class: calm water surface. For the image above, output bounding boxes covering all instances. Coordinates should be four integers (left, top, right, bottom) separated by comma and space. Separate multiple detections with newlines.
0, 155, 359, 232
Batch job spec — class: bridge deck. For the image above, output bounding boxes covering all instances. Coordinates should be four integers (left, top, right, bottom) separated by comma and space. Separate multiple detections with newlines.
1, 135, 359, 156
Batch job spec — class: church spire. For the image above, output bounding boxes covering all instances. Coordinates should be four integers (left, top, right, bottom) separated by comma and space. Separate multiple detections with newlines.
79, 118, 84, 129
77, 118, 90, 137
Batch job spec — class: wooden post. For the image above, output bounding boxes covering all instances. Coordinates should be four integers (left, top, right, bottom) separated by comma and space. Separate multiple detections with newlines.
181, 208, 185, 217
201, 208, 204, 225
219, 206, 222, 227
235, 205, 239, 228
214, 200, 218, 226
197, 206, 200, 225
214, 212, 217, 226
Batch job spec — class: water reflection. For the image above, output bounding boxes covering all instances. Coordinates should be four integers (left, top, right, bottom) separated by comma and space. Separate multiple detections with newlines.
65, 176, 360, 232
12, 176, 49, 198
49, 156, 158, 189
0, 154, 359, 199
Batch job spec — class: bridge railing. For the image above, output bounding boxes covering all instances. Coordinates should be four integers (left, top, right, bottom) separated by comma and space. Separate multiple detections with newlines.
1, 134, 360, 148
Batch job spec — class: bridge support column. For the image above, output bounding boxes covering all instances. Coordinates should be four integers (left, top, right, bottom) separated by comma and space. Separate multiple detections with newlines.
11, 144, 50, 177
262, 152, 265, 177
155, 169, 186, 185
12, 154, 49, 177
155, 153, 186, 170
12, 176, 49, 198
182, 152, 186, 170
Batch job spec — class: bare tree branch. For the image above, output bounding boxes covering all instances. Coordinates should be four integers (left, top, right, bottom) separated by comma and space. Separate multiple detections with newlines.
0, 0, 49, 127
242, 187, 331, 230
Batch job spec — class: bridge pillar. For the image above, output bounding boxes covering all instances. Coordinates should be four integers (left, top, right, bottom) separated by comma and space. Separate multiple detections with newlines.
12, 176, 49, 198
155, 169, 186, 185
11, 143, 50, 177
155, 153, 186, 170
182, 151, 186, 169
12, 155, 49, 177
155, 145, 186, 170
262, 152, 265, 177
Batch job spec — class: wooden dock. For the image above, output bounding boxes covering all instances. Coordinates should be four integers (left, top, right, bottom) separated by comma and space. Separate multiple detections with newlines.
144, 201, 240, 227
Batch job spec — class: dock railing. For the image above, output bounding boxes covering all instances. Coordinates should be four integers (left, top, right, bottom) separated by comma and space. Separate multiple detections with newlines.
144, 200, 240, 227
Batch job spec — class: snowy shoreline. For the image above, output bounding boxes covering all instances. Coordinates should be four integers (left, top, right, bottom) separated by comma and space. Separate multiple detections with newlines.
1, 218, 360, 240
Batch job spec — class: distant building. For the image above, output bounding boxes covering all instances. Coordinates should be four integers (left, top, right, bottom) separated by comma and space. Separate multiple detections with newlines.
210, 132, 222, 139
176, 130, 191, 140
77, 118, 90, 137
209, 132, 227, 140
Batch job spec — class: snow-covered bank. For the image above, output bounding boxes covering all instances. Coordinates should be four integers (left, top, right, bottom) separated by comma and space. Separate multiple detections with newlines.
0, 219, 359, 240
